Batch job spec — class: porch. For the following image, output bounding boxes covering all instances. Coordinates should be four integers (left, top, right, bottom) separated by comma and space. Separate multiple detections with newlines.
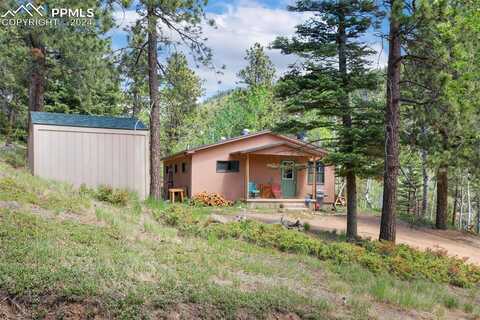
231, 141, 326, 210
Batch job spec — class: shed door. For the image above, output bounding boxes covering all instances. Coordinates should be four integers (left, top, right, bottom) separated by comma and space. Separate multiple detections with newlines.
281, 160, 296, 198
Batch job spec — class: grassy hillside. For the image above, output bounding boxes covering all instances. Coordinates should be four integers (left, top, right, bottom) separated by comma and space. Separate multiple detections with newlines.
0, 142, 479, 319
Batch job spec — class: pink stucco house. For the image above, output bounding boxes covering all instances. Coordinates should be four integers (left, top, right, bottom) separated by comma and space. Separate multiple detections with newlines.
162, 130, 335, 207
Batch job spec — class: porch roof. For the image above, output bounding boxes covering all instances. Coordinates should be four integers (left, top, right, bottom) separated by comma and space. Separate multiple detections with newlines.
230, 141, 324, 157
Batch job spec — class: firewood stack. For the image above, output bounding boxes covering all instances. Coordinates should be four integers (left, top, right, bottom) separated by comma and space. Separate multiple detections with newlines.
192, 192, 233, 207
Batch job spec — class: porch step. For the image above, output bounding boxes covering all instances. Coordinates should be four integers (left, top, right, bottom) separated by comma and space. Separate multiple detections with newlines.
246, 199, 310, 210
282, 202, 309, 211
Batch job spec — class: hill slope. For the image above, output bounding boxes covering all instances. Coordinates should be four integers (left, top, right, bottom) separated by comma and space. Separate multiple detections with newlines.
0, 142, 479, 319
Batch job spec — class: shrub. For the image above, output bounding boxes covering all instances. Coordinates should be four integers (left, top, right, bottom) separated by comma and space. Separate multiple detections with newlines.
95, 185, 130, 206
303, 222, 311, 231
153, 204, 480, 288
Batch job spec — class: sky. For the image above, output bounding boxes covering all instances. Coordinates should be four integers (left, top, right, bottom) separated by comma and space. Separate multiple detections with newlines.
111, 0, 388, 99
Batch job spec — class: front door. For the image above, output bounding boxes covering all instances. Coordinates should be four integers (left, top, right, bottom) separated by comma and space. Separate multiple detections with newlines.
281, 160, 296, 198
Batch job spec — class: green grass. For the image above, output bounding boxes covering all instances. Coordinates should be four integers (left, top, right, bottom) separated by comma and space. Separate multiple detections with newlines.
0, 207, 334, 319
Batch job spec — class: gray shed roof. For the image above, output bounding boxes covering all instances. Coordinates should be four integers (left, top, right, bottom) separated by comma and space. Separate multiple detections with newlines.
31, 112, 148, 131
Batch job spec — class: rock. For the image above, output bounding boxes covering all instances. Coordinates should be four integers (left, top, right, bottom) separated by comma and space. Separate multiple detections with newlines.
0, 201, 21, 211
208, 214, 233, 224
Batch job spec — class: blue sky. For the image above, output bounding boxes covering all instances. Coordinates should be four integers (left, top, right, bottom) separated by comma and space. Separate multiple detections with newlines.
111, 0, 387, 98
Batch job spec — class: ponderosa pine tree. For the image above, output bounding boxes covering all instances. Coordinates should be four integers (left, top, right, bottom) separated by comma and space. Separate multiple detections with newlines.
237, 43, 275, 88
160, 52, 203, 155
273, 0, 384, 241
379, 0, 404, 242
119, 22, 149, 117
401, 0, 480, 230
137, 0, 213, 199
0, 1, 125, 144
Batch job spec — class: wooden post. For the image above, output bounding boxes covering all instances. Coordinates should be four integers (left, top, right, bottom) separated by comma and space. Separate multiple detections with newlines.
245, 154, 250, 200
312, 157, 317, 211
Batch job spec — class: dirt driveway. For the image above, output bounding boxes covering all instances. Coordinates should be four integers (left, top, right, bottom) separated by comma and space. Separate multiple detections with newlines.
243, 213, 480, 265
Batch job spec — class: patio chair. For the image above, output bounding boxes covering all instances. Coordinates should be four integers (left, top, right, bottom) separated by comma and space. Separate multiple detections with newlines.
248, 182, 260, 198
271, 183, 282, 199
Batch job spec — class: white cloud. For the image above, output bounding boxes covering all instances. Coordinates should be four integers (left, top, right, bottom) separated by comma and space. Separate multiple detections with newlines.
111, 0, 388, 98
199, 1, 309, 96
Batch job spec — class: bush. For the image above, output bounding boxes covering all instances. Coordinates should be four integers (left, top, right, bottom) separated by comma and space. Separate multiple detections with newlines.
153, 204, 480, 288
0, 146, 26, 168
95, 185, 131, 206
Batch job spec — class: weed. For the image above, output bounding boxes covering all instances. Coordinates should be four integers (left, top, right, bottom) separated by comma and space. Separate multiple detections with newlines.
95, 185, 132, 206
443, 295, 459, 309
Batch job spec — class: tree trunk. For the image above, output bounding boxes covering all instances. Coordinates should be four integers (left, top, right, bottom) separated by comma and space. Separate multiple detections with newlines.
28, 33, 46, 113
380, 0, 402, 242
346, 171, 357, 240
467, 178, 472, 228
421, 149, 428, 216
365, 179, 373, 209
337, 13, 357, 240
132, 87, 140, 117
5, 105, 16, 146
476, 193, 480, 234
452, 181, 458, 226
435, 165, 448, 229
147, 6, 162, 199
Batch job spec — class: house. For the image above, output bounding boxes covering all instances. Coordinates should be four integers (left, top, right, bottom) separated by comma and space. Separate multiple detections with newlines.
29, 112, 149, 199
162, 130, 335, 207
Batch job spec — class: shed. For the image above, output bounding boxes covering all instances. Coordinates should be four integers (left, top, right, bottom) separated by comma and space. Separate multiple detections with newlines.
28, 112, 149, 199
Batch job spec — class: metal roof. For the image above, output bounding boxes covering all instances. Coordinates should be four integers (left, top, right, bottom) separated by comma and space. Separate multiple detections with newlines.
31, 112, 148, 131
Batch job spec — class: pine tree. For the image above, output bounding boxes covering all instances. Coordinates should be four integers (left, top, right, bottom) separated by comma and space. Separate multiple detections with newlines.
273, 0, 384, 241
401, 0, 480, 229
136, 0, 213, 199
398, 149, 423, 217
160, 53, 203, 154
237, 43, 275, 88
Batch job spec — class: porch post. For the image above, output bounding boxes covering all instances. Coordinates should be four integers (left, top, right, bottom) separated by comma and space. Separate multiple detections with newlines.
312, 157, 317, 210
245, 153, 250, 200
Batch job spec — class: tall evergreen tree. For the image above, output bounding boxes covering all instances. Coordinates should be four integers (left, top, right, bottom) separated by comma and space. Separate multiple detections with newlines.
0, 1, 125, 143
379, 0, 404, 242
237, 43, 275, 88
160, 52, 203, 154
136, 0, 213, 199
401, 0, 480, 229
119, 22, 149, 117
273, 0, 384, 241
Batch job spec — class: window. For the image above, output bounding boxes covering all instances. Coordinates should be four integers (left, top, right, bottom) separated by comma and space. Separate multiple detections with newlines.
282, 161, 294, 180
307, 161, 325, 184
174, 164, 178, 173
165, 166, 169, 174
216, 160, 240, 173
182, 162, 186, 173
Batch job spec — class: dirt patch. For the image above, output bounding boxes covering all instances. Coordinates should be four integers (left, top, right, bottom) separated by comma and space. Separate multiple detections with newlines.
266, 312, 301, 320
243, 213, 480, 265
42, 302, 104, 320
0, 292, 106, 320
156, 303, 223, 320
0, 296, 22, 320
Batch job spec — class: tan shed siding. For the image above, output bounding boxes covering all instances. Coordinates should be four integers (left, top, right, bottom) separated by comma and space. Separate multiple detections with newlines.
32, 124, 149, 199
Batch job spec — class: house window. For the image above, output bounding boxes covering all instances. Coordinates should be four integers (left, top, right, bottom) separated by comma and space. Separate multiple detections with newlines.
307, 161, 325, 184
282, 161, 295, 180
182, 162, 186, 173
216, 160, 240, 173
174, 164, 178, 173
